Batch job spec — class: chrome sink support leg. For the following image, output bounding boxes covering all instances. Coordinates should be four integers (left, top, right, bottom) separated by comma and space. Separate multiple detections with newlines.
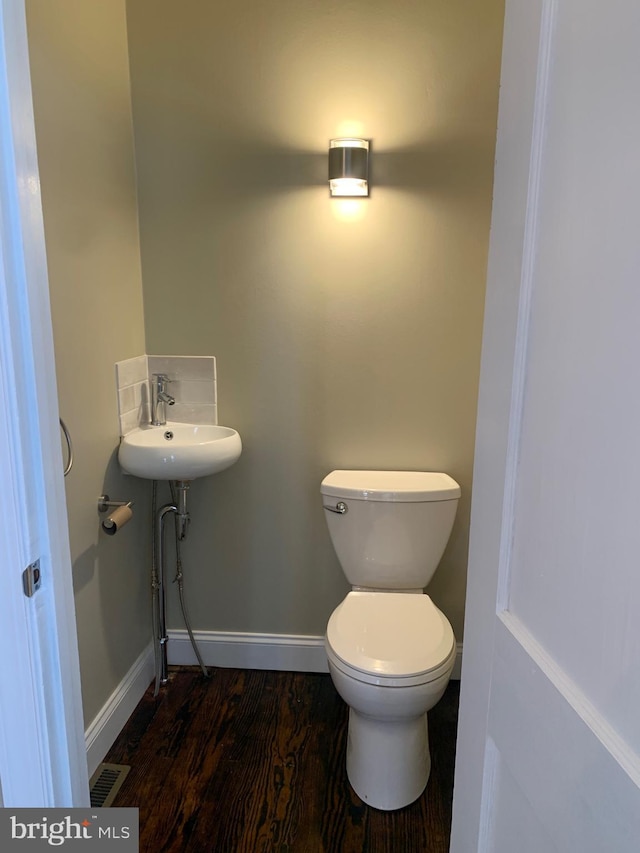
153, 480, 201, 694
156, 502, 177, 686
174, 480, 190, 540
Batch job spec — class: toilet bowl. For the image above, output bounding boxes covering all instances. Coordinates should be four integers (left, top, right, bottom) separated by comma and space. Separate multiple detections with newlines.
326, 590, 456, 810
321, 470, 460, 811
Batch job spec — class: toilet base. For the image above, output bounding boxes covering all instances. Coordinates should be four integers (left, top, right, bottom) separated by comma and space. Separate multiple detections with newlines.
346, 707, 431, 811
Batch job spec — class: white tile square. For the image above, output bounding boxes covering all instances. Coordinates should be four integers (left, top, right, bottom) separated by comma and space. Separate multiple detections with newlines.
173, 378, 216, 405
120, 409, 141, 436
170, 402, 218, 425
116, 355, 148, 388
148, 355, 215, 381
118, 384, 137, 414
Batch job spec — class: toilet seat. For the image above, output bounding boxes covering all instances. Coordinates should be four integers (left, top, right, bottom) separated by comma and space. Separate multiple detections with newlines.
326, 642, 456, 688
326, 591, 455, 687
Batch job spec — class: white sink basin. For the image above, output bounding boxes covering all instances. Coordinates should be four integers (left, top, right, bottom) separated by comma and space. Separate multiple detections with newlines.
118, 422, 242, 481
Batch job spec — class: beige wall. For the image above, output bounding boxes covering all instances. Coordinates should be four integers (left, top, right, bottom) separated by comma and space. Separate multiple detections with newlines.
26, 0, 150, 726
23, 0, 504, 735
127, 0, 504, 639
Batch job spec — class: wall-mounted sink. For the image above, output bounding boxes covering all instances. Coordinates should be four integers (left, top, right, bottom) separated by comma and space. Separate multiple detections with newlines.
118, 423, 242, 481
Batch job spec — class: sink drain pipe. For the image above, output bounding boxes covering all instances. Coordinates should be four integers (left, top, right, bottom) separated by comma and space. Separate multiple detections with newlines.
152, 480, 210, 696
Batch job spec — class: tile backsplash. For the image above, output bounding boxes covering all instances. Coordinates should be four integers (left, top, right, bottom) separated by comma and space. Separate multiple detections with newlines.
115, 355, 148, 436
115, 355, 217, 436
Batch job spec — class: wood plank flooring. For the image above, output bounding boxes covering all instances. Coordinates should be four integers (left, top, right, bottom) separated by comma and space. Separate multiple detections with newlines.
105, 667, 459, 853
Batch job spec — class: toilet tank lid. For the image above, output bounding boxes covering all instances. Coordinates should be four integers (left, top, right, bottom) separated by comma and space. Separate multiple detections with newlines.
320, 470, 461, 502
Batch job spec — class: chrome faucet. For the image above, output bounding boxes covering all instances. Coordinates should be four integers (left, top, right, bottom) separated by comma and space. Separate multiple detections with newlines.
151, 373, 175, 426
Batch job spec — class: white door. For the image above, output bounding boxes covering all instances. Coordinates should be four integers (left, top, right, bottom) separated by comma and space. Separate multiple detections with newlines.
450, 0, 640, 850
0, 0, 88, 806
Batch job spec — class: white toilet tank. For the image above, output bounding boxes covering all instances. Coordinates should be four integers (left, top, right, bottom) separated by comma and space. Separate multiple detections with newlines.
321, 470, 460, 590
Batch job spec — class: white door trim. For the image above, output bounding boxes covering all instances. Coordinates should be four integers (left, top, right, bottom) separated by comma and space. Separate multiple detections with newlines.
0, 0, 88, 806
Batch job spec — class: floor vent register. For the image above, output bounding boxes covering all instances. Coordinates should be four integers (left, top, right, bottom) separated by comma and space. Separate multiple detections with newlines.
89, 763, 131, 808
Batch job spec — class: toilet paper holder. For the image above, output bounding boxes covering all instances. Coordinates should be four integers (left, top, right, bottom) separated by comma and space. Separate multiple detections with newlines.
98, 494, 134, 535
98, 495, 132, 513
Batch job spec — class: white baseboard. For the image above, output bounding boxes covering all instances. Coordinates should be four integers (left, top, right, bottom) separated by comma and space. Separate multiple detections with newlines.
84, 642, 155, 778
452, 642, 463, 680
84, 634, 462, 777
167, 629, 330, 673
167, 629, 464, 681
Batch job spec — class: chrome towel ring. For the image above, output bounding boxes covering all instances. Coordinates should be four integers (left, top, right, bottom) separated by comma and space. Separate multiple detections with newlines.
59, 417, 73, 476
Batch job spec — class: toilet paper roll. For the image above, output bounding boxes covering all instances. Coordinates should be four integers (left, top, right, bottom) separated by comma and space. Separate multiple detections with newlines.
102, 504, 133, 535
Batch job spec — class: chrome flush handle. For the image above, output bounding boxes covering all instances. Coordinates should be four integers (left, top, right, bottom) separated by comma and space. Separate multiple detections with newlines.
323, 501, 348, 514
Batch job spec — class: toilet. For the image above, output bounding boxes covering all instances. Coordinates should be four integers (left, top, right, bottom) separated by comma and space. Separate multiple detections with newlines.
321, 469, 460, 811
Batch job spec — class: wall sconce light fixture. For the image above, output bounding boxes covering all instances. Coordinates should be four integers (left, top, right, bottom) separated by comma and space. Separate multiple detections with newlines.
329, 138, 369, 197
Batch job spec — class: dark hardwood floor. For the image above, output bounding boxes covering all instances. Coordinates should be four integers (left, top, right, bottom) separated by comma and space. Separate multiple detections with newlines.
105, 667, 459, 853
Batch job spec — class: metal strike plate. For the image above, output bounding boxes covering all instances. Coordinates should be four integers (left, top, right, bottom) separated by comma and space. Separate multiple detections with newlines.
23, 560, 42, 598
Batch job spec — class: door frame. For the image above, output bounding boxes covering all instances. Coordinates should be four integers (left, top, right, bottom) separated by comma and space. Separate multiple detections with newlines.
0, 0, 88, 806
